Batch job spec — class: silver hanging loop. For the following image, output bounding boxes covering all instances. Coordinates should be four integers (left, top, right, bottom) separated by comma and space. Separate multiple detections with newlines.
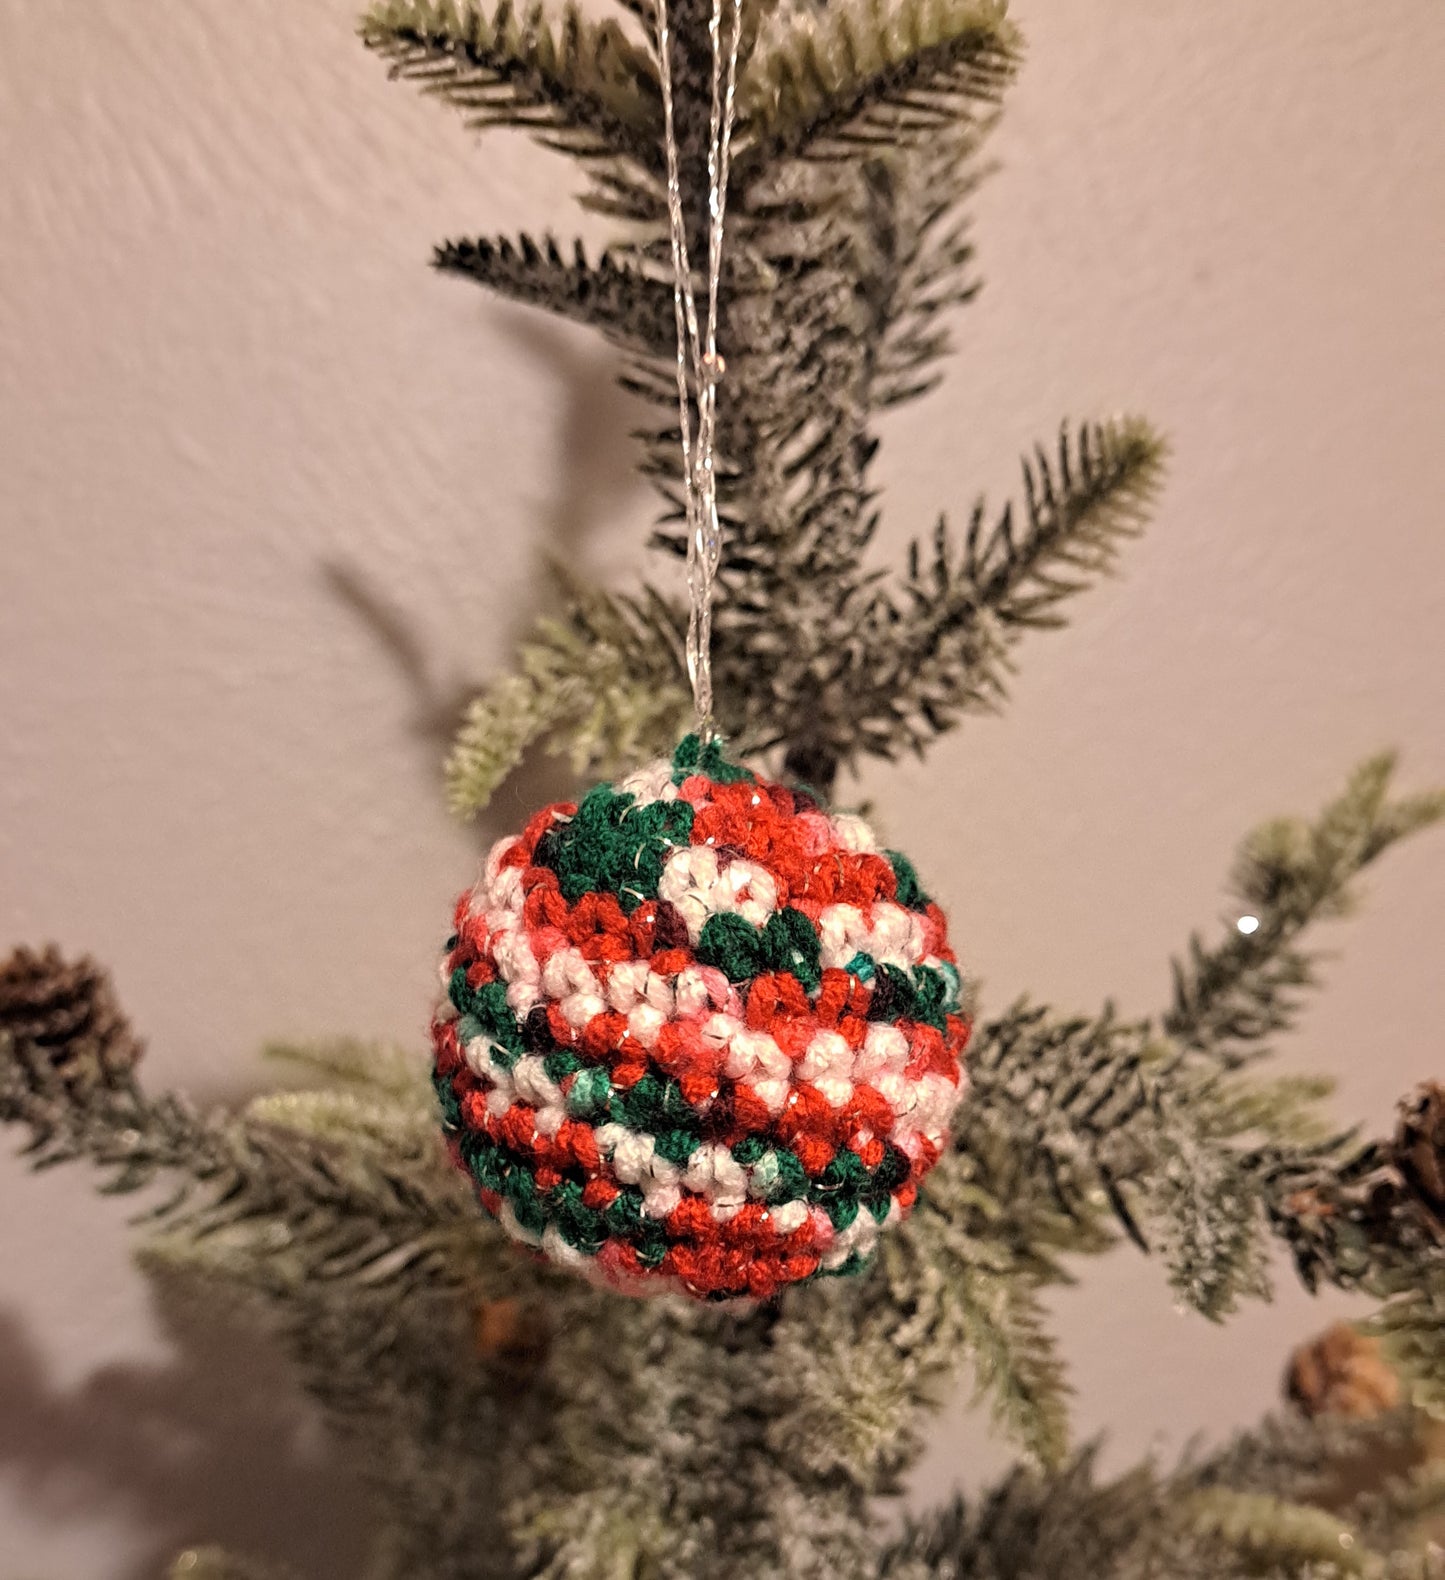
654, 0, 741, 743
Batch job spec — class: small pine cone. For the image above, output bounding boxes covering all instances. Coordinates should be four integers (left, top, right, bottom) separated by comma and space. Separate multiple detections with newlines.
1394, 1082, 1445, 1223
0, 944, 144, 1092
1286, 1321, 1400, 1419
473, 1297, 549, 1378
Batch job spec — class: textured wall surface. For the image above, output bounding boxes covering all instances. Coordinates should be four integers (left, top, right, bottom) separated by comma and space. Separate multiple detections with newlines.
2, 1, 1443, 1574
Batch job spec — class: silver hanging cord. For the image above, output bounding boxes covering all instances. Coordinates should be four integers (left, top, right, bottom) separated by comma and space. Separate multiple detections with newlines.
654, 0, 742, 741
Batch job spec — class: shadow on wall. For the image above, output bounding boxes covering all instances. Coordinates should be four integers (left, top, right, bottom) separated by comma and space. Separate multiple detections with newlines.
321, 311, 656, 830
0, 1285, 373, 1580
0, 314, 647, 1579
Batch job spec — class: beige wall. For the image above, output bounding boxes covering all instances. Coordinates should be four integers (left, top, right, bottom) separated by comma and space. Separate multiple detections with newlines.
2, 1, 1443, 1573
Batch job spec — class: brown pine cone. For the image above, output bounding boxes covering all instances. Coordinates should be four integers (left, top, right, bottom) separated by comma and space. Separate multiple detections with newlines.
1286, 1321, 1400, 1419
473, 1297, 550, 1378
0, 944, 144, 1092
1394, 1081, 1445, 1223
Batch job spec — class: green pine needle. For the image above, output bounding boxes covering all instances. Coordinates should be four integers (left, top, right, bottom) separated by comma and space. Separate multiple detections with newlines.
740, 0, 1020, 162
434, 235, 674, 353
444, 581, 691, 816
360, 0, 660, 167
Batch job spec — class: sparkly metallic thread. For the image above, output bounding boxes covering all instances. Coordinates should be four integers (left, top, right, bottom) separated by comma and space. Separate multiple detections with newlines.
655, 0, 740, 739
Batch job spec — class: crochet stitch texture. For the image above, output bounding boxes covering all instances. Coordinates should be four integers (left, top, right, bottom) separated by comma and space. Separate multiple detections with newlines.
432, 737, 972, 1301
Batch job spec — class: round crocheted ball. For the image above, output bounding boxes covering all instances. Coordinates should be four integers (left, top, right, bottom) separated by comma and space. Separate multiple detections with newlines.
431, 735, 972, 1302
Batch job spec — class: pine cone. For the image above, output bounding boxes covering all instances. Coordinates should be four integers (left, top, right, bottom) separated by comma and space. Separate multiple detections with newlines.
1394, 1082, 1445, 1223
1286, 1321, 1400, 1419
0, 944, 144, 1092
473, 1297, 550, 1378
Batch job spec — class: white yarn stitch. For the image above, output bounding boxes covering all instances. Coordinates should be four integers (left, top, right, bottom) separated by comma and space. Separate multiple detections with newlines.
605, 958, 651, 1012
511, 1055, 563, 1110
828, 812, 879, 853
796, 1029, 854, 1082
768, 1200, 809, 1234
815, 901, 928, 970
854, 1023, 912, 1081
658, 845, 720, 939
752, 1076, 791, 1114
542, 1223, 591, 1270
814, 1075, 855, 1110
682, 1142, 748, 1204
641, 1181, 683, 1219
721, 1026, 788, 1082
657, 846, 787, 943
559, 990, 608, 1031
542, 946, 600, 1002
616, 760, 680, 804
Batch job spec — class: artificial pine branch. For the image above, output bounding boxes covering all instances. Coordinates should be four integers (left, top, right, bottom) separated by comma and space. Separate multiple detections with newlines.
753, 418, 1166, 778
1181, 1488, 1370, 1576
1, 2, 1437, 1575
260, 1034, 436, 1100
444, 577, 689, 815
965, 419, 1167, 632
1167, 755, 1445, 1065
0, 997, 474, 1298
885, 1411, 1445, 1580
360, 0, 662, 170
949, 756, 1444, 1322
738, 0, 1019, 163
773, 1184, 1078, 1491
857, 150, 985, 408
434, 235, 676, 353
878, 1448, 1168, 1580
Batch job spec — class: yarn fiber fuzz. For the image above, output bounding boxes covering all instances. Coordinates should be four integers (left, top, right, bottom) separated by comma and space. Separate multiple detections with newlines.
432, 736, 972, 1302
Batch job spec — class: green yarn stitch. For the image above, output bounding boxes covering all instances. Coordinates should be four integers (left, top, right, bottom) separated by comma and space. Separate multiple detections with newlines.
824, 1194, 860, 1232
566, 1064, 611, 1118
820, 1148, 869, 1194
874, 1144, 911, 1191
459, 1130, 503, 1192
447, 966, 472, 1016
731, 1134, 767, 1166
634, 1219, 669, 1268
506, 1168, 548, 1238
911, 965, 950, 1031
448, 975, 524, 1069
866, 963, 917, 1022
697, 912, 762, 982
604, 1186, 645, 1237
433, 1071, 462, 1129
671, 732, 756, 786
864, 1192, 893, 1224
544, 1047, 584, 1084
846, 951, 961, 1023
761, 908, 822, 994
552, 1180, 608, 1255
534, 782, 694, 911
939, 961, 963, 1013
610, 1072, 702, 1137
699, 906, 823, 994
845, 951, 876, 984
475, 982, 525, 1056
458, 1119, 913, 1267
760, 1146, 810, 1205
887, 850, 930, 910
653, 1127, 699, 1167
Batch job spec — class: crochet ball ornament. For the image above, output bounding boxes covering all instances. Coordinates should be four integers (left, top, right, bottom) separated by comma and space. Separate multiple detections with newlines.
431, 736, 971, 1302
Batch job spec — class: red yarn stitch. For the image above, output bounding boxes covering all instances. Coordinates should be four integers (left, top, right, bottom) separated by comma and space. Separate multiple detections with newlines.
433, 752, 972, 1302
